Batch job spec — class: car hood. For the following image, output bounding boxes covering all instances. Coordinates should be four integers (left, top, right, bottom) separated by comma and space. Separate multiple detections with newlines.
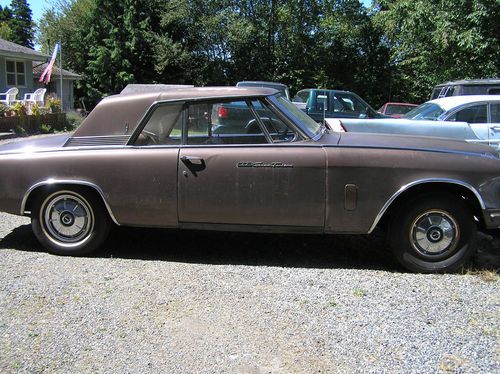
319, 131, 498, 158
0, 134, 71, 154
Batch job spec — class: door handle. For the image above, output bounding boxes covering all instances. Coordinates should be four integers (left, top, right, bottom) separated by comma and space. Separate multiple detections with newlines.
181, 155, 204, 163
490, 126, 500, 131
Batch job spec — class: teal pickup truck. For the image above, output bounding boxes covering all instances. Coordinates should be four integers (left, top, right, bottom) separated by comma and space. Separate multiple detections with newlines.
292, 89, 389, 122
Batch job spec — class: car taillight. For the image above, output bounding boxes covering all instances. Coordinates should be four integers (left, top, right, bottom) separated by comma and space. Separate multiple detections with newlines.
218, 106, 229, 118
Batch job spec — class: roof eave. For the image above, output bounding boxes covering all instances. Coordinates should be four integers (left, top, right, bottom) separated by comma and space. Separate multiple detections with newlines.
0, 50, 50, 61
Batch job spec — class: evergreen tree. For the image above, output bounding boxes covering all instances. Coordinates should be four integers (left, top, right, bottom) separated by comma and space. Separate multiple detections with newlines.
9, 0, 34, 48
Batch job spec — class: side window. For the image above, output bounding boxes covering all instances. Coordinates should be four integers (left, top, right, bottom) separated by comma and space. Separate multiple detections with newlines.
334, 93, 368, 116
448, 105, 488, 123
253, 100, 298, 143
314, 91, 329, 112
294, 90, 310, 104
491, 104, 500, 123
135, 104, 183, 146
186, 100, 267, 145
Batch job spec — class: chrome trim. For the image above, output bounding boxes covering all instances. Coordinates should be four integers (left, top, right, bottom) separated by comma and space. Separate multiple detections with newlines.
368, 178, 485, 234
65, 135, 131, 147
20, 179, 120, 226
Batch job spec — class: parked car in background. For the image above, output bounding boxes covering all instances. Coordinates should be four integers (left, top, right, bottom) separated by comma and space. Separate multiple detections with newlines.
326, 95, 500, 148
292, 88, 389, 123
431, 78, 500, 100
236, 81, 290, 100
1, 87, 500, 273
378, 102, 418, 118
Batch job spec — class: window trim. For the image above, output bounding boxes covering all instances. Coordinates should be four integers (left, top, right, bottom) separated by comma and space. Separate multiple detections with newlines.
443, 102, 490, 124
5, 59, 27, 88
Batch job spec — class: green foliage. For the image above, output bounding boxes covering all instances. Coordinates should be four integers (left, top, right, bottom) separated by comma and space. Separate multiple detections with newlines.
14, 125, 26, 136
7, 0, 34, 48
10, 101, 26, 116
374, 0, 500, 102
0, 21, 13, 39
48, 97, 61, 113
37, 0, 500, 108
65, 111, 84, 130
0, 103, 8, 117
39, 124, 54, 134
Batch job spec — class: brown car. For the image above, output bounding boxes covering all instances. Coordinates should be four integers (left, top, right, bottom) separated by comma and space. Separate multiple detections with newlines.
0, 87, 499, 273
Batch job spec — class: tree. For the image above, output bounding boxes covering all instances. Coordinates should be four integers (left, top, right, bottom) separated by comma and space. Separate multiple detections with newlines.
8, 0, 34, 48
374, 0, 500, 103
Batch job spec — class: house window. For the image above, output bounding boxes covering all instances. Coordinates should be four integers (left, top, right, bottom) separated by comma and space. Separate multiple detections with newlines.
6, 60, 26, 87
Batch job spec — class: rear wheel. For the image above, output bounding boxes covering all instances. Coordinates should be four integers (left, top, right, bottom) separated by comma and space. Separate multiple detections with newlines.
390, 194, 477, 273
32, 188, 110, 255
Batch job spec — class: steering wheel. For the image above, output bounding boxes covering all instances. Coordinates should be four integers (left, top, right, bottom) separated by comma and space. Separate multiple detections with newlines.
142, 130, 160, 145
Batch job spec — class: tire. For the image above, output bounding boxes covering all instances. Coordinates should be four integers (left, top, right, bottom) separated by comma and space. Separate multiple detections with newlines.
31, 187, 111, 256
389, 194, 477, 273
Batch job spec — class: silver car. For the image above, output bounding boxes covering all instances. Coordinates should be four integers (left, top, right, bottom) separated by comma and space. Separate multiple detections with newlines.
326, 95, 500, 148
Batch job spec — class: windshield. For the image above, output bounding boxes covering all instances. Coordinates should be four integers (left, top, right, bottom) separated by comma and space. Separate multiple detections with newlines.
273, 95, 321, 137
403, 102, 445, 120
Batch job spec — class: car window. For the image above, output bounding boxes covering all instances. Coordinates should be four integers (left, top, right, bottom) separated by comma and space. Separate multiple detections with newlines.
447, 104, 488, 123
332, 92, 369, 116
135, 104, 183, 146
253, 100, 298, 143
314, 91, 330, 112
294, 90, 310, 104
490, 103, 500, 122
385, 105, 417, 115
186, 100, 267, 145
404, 103, 444, 120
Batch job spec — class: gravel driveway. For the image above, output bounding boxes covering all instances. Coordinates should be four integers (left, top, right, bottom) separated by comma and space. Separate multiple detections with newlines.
0, 212, 498, 373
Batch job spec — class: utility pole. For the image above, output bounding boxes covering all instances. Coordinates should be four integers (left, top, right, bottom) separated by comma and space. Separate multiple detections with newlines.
59, 41, 63, 111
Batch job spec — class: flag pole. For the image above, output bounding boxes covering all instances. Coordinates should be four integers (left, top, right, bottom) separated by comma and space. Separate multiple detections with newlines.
59, 41, 63, 111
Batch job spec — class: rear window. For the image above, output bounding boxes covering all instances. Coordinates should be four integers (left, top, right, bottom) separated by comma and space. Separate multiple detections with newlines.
404, 103, 445, 120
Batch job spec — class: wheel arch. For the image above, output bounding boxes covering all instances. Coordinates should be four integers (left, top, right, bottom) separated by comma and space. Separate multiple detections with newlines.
369, 179, 485, 233
21, 179, 120, 226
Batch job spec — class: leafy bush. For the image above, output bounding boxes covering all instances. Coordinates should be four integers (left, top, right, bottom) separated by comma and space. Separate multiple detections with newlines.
0, 103, 8, 117
14, 125, 27, 136
10, 102, 27, 116
65, 111, 84, 131
30, 103, 41, 116
48, 97, 61, 113
39, 124, 54, 134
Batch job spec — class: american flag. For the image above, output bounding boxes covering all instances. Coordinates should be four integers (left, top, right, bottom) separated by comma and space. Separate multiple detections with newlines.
39, 43, 60, 84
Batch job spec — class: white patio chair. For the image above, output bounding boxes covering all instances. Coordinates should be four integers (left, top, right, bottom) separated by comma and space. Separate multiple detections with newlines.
23, 88, 47, 106
0, 87, 19, 106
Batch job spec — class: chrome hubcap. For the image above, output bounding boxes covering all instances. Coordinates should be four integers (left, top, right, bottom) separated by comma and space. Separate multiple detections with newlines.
410, 210, 459, 256
42, 193, 94, 246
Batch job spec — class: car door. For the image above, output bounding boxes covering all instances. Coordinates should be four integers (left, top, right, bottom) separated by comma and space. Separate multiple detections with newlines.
178, 98, 326, 229
445, 103, 500, 147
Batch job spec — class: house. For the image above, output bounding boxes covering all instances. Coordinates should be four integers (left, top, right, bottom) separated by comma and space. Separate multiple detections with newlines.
33, 62, 81, 111
0, 38, 81, 111
0, 37, 49, 99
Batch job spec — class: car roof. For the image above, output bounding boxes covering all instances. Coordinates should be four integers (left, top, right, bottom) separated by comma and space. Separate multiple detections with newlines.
298, 88, 355, 94
384, 102, 418, 106
428, 95, 500, 111
237, 81, 288, 89
435, 78, 500, 87
73, 87, 278, 138
119, 86, 278, 101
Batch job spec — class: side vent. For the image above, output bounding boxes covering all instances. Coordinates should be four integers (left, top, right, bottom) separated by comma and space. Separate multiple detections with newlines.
344, 184, 358, 211
64, 135, 131, 147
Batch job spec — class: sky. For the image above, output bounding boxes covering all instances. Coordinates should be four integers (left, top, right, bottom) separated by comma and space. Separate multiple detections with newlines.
0, 0, 47, 22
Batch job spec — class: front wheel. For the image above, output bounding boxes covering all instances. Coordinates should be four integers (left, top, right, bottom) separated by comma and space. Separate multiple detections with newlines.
32, 188, 111, 256
390, 194, 477, 273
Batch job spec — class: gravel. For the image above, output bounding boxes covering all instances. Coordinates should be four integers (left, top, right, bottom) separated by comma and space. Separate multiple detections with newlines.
0, 213, 499, 373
